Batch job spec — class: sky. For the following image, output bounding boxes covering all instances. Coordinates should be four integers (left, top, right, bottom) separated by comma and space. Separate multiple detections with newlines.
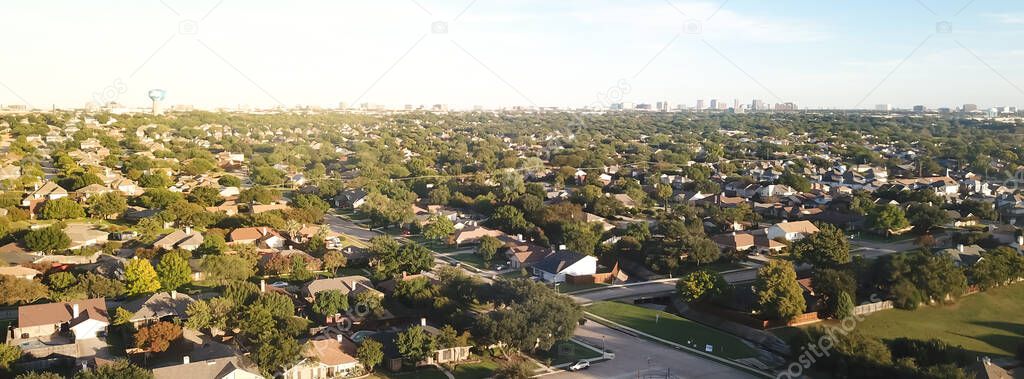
2, 0, 1024, 110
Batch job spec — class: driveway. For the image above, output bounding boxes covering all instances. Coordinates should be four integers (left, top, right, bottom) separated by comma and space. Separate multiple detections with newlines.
542, 322, 757, 379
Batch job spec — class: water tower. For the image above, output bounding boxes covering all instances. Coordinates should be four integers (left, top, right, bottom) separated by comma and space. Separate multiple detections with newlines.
148, 89, 166, 115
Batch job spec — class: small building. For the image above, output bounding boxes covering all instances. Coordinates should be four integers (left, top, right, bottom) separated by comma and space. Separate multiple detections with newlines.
120, 291, 195, 327
153, 228, 204, 251
282, 334, 361, 379
153, 356, 264, 379
766, 220, 820, 242
532, 251, 598, 283
13, 298, 108, 340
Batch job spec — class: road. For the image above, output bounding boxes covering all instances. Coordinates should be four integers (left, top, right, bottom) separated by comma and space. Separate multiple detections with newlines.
569, 268, 761, 305
543, 322, 757, 379
324, 213, 382, 241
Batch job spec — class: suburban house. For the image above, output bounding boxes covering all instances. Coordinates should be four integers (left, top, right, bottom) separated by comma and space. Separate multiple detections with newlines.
372, 320, 473, 372
21, 181, 69, 207
711, 232, 786, 253
940, 244, 986, 267
531, 251, 598, 283
766, 220, 820, 242
153, 228, 205, 251
120, 291, 195, 327
335, 188, 369, 208
65, 223, 110, 250
153, 356, 264, 379
282, 334, 361, 379
452, 226, 506, 245
0, 265, 41, 280
13, 298, 109, 341
303, 275, 383, 300
229, 227, 286, 249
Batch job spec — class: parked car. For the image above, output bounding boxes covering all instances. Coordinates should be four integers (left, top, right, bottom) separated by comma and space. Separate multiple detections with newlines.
270, 281, 289, 288
493, 264, 506, 271
568, 361, 590, 371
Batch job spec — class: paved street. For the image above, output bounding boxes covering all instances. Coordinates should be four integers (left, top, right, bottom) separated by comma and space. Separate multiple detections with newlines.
324, 213, 381, 241
543, 322, 757, 379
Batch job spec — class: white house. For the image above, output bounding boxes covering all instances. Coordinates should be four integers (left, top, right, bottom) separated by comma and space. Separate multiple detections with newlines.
532, 251, 598, 283
766, 220, 820, 242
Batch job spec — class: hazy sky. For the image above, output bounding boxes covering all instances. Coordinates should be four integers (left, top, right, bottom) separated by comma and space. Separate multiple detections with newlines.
2, 0, 1024, 110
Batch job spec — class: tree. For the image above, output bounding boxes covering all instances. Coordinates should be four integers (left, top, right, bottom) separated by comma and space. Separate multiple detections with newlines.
867, 204, 909, 235
290, 255, 314, 281
24, 225, 71, 253
811, 268, 856, 318
494, 169, 526, 203
676, 270, 727, 303
16, 373, 63, 379
478, 235, 503, 263
423, 215, 455, 241
494, 360, 533, 379
907, 203, 950, 232
754, 260, 806, 321
393, 277, 438, 308
75, 360, 153, 379
156, 252, 191, 291
187, 186, 222, 207
969, 246, 1024, 290
134, 321, 183, 353
489, 205, 532, 234
125, 258, 161, 296
312, 290, 348, 319
87, 192, 127, 219
184, 300, 212, 330
195, 233, 227, 255
323, 250, 347, 273
396, 326, 436, 364
685, 236, 721, 266
0, 343, 21, 370
0, 275, 48, 305
790, 223, 851, 268
75, 272, 126, 298
111, 307, 133, 326
218, 175, 242, 187
251, 166, 286, 186
370, 239, 433, 281
250, 331, 302, 377
39, 197, 85, 220
780, 170, 811, 193
835, 292, 855, 320
239, 186, 279, 205
357, 339, 384, 373
561, 221, 601, 255
353, 291, 382, 314
201, 255, 255, 283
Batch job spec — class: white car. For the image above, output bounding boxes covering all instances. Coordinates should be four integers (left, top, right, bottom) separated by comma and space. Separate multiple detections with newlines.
270, 281, 289, 288
568, 361, 590, 371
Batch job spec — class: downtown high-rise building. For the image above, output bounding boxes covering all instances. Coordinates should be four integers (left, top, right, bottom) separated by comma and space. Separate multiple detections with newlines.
709, 99, 718, 110
962, 104, 979, 112
696, 99, 705, 111
751, 99, 765, 111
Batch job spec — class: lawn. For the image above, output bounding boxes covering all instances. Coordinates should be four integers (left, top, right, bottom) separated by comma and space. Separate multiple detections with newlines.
368, 366, 448, 379
585, 301, 757, 359
452, 356, 500, 379
533, 340, 605, 365
451, 253, 491, 270
820, 283, 1024, 357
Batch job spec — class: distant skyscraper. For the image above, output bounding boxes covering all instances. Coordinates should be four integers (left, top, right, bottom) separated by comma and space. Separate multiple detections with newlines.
656, 101, 670, 112
696, 99, 705, 111
709, 99, 718, 110
337, 101, 348, 109
775, 102, 798, 111
913, 105, 926, 112
752, 99, 765, 111
962, 104, 978, 112
875, 104, 892, 111
733, 99, 740, 110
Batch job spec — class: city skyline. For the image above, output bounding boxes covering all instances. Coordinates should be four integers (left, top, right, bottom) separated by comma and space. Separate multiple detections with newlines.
2, 0, 1024, 110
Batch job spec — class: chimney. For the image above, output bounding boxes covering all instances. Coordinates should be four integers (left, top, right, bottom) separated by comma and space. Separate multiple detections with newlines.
260, 279, 266, 293
957, 244, 964, 253
420, 318, 427, 327
183, 356, 190, 365
261, 227, 268, 235
72, 303, 80, 318
185, 226, 192, 235
171, 290, 177, 300
336, 334, 344, 343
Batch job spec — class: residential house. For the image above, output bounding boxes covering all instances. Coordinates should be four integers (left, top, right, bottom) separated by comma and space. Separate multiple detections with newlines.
453, 226, 507, 245
229, 227, 286, 249
766, 220, 820, 242
13, 298, 108, 340
335, 189, 369, 208
111, 178, 141, 196
303, 275, 383, 301
940, 244, 985, 267
21, 181, 69, 207
532, 251, 598, 283
282, 334, 361, 379
372, 320, 472, 372
120, 291, 195, 327
153, 228, 204, 251
0, 265, 41, 280
153, 356, 264, 379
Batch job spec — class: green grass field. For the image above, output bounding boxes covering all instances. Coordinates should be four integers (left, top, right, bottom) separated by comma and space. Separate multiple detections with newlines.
586, 301, 757, 359
842, 283, 1024, 357
452, 356, 500, 379
451, 253, 490, 270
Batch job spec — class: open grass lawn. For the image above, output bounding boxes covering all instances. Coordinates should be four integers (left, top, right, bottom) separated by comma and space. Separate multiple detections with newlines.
586, 301, 757, 359
840, 283, 1024, 357
453, 356, 500, 379
369, 366, 448, 379
533, 340, 604, 366
451, 253, 490, 270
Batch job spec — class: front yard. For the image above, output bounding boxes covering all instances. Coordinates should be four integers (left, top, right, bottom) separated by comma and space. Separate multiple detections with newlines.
585, 301, 757, 359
